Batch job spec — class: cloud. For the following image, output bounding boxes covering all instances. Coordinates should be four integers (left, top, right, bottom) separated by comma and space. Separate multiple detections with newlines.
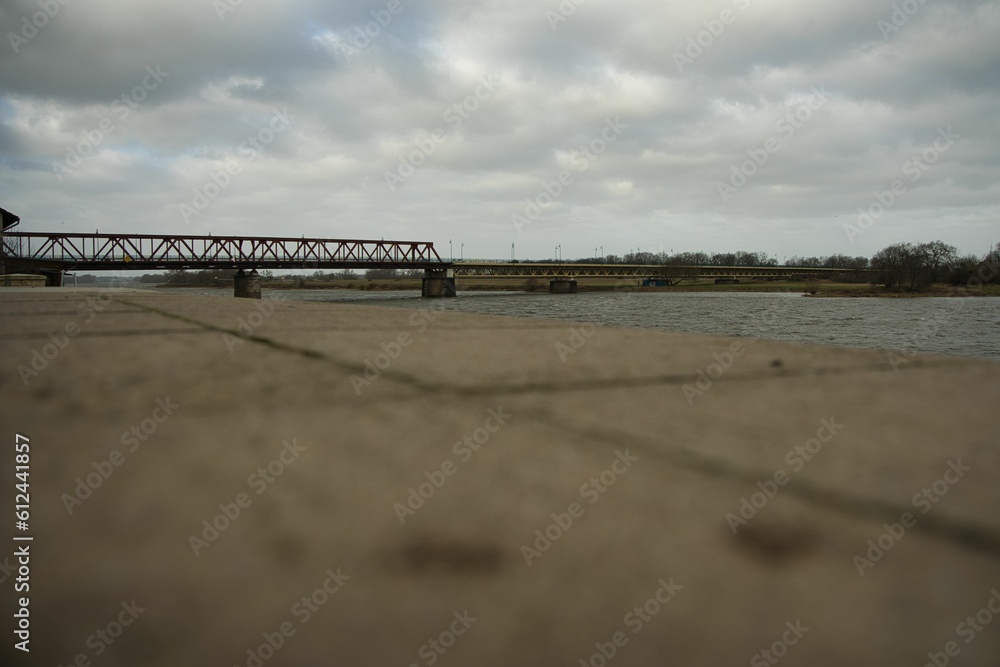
2, 0, 998, 259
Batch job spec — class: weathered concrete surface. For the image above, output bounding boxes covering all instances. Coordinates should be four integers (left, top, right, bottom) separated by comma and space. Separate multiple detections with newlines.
1, 289, 998, 667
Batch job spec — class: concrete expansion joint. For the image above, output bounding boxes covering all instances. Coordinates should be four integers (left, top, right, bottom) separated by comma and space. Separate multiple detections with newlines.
411, 361, 967, 402
532, 408, 1000, 560
118, 298, 445, 391
107, 300, 976, 401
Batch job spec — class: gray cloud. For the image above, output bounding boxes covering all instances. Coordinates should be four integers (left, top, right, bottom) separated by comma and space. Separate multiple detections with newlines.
1, 0, 997, 260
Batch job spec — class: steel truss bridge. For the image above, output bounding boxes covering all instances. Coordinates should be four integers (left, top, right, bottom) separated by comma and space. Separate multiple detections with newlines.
1, 231, 865, 281
1, 232, 445, 271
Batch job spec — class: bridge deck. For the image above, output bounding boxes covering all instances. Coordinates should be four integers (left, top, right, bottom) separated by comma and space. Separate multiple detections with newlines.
451, 262, 857, 279
3, 232, 866, 278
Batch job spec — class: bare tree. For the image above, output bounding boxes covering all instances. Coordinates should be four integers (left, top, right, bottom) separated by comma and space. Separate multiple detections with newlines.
871, 243, 932, 289
919, 241, 957, 283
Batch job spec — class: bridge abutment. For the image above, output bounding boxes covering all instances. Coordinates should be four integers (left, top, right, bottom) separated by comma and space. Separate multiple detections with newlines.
422, 269, 456, 297
234, 269, 262, 299
549, 279, 578, 294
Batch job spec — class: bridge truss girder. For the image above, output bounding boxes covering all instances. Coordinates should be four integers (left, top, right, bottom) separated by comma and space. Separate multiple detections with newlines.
451, 263, 859, 279
1, 232, 446, 271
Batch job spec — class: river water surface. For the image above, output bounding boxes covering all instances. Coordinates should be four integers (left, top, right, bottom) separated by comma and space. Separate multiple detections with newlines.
162, 288, 1000, 361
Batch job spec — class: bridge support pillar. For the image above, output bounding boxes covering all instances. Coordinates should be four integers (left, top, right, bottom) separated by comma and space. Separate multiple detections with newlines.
234, 269, 262, 299
40, 270, 63, 287
422, 269, 456, 298
549, 279, 577, 294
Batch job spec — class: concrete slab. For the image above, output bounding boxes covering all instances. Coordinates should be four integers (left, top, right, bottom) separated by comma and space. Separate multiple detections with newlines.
0, 290, 998, 667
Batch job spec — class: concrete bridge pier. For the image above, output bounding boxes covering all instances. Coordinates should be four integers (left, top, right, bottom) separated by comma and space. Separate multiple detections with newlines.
40, 270, 63, 287
234, 269, 262, 299
422, 269, 456, 297
549, 279, 577, 294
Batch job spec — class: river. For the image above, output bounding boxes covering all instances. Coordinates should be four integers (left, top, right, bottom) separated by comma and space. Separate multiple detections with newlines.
156, 287, 1000, 361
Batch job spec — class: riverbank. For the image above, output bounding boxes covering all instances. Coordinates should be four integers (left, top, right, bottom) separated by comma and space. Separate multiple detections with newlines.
805, 284, 1000, 297
2, 289, 998, 666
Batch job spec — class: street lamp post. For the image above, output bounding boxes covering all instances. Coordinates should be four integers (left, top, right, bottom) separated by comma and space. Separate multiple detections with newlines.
461, 243, 464, 261
449, 239, 453, 261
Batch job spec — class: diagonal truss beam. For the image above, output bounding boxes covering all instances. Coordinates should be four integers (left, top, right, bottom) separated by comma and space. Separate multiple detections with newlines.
1, 232, 446, 270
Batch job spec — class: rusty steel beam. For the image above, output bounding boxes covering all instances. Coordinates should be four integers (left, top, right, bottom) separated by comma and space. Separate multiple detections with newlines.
2, 232, 446, 271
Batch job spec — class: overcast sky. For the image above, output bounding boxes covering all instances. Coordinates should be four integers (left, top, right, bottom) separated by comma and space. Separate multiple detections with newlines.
1, 0, 998, 261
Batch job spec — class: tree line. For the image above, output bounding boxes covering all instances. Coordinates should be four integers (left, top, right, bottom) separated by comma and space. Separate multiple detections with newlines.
870, 241, 999, 289
545, 240, 999, 290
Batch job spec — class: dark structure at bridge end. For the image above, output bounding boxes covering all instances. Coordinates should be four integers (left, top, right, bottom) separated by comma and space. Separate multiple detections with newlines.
421, 269, 457, 297
549, 279, 578, 293
233, 269, 262, 299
